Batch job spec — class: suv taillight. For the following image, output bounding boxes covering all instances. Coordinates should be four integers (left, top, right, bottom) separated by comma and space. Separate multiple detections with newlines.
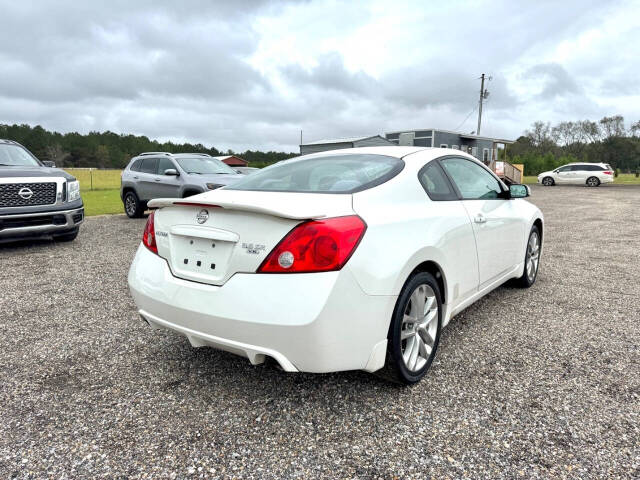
258, 215, 366, 273
142, 211, 158, 254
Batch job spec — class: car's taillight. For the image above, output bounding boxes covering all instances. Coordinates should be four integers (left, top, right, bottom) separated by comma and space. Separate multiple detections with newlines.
142, 211, 158, 254
603, 171, 613, 175
258, 215, 366, 273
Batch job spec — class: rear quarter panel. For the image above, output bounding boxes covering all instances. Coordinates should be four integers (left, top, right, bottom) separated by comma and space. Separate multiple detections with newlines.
349, 155, 479, 308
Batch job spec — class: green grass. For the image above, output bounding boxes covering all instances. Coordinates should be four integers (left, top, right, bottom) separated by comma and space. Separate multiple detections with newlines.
614, 173, 640, 184
524, 173, 640, 185
81, 189, 123, 216
64, 169, 122, 191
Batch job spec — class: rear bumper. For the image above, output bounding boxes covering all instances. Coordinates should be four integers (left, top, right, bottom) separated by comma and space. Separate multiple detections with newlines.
0, 206, 84, 241
128, 244, 396, 373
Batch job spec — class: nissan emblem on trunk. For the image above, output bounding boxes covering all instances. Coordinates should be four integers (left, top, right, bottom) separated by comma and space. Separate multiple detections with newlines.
196, 209, 209, 224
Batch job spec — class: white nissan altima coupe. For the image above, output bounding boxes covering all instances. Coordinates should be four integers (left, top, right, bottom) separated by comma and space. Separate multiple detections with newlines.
128, 147, 543, 384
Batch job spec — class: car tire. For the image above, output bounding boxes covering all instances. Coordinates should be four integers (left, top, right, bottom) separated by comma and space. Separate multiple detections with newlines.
586, 176, 600, 187
377, 272, 442, 385
514, 225, 541, 288
182, 190, 201, 198
124, 191, 144, 218
53, 228, 79, 242
542, 176, 554, 186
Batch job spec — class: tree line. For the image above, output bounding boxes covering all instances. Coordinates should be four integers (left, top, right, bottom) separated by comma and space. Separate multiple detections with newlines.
506, 115, 640, 175
0, 124, 296, 169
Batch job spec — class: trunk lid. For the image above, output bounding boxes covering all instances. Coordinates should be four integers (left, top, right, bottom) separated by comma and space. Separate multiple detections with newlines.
151, 190, 354, 285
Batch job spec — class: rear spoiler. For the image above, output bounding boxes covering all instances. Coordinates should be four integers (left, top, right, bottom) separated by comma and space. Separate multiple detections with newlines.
147, 197, 327, 220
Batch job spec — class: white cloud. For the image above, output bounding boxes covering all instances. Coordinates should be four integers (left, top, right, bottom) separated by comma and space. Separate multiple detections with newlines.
0, 0, 638, 152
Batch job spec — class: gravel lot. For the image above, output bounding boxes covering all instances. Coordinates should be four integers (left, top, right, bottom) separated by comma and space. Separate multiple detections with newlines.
1, 185, 638, 479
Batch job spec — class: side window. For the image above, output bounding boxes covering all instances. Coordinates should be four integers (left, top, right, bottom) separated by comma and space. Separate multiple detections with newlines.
140, 158, 158, 174
157, 158, 175, 174
571, 165, 585, 171
418, 162, 457, 201
557, 166, 572, 172
130, 159, 142, 172
441, 157, 502, 200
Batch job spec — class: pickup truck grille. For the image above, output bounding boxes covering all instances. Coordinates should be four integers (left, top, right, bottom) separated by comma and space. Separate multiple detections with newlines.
0, 182, 57, 207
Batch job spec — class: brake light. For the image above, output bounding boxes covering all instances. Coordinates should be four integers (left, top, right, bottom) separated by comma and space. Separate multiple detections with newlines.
174, 202, 222, 208
603, 171, 613, 175
258, 215, 367, 273
142, 211, 158, 254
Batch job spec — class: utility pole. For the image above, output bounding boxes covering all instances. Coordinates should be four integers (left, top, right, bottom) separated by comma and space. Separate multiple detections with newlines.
477, 74, 490, 135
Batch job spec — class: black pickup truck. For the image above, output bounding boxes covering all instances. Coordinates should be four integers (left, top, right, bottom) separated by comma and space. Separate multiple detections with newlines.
0, 139, 84, 243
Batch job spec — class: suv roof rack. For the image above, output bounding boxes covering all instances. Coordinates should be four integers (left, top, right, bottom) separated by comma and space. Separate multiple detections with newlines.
139, 152, 172, 157
175, 153, 211, 157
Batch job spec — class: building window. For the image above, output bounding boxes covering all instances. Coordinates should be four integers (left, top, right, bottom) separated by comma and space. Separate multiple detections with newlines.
440, 144, 448, 148
452, 145, 459, 150
483, 148, 490, 164
471, 147, 478, 158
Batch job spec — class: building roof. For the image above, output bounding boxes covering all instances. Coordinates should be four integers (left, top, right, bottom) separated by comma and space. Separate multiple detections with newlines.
385, 128, 514, 144
300, 135, 389, 146
213, 155, 248, 166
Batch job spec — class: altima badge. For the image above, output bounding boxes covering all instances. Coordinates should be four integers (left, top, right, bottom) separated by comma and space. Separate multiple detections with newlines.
196, 209, 209, 224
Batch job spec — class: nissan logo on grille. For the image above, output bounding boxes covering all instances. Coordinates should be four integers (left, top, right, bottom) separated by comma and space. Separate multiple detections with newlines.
196, 209, 209, 224
18, 187, 34, 200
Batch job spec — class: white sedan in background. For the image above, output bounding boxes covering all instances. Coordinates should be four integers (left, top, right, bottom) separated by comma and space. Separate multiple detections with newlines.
128, 147, 543, 384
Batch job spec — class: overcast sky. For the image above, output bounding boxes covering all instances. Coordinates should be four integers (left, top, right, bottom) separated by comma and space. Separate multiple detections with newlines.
1, 0, 638, 152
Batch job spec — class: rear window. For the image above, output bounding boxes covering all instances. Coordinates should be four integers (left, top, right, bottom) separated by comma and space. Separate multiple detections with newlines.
130, 159, 142, 171
578, 164, 603, 171
140, 158, 158, 174
225, 154, 404, 193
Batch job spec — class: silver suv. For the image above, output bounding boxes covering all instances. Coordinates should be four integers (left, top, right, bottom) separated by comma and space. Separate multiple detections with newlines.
120, 152, 243, 218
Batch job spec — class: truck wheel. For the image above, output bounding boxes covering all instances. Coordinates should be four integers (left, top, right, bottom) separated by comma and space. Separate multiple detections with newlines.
124, 191, 144, 218
53, 228, 79, 242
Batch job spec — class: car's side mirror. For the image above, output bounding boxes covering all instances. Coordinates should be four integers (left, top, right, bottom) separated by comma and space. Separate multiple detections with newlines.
235, 169, 242, 174
164, 169, 179, 176
509, 184, 530, 198
42, 161, 56, 168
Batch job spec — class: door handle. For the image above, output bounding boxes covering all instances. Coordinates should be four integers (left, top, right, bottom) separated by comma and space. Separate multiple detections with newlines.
154, 178, 161, 182
133, 176, 139, 180
474, 214, 486, 224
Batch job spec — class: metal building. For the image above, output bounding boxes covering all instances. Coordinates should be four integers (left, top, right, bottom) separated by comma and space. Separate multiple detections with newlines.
299, 135, 394, 155
384, 128, 513, 165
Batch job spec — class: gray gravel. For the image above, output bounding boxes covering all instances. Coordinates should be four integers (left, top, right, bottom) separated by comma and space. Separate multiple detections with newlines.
1, 185, 639, 479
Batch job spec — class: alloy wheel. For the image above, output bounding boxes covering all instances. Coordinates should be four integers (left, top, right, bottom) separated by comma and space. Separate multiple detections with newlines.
401, 284, 439, 372
526, 231, 540, 282
125, 195, 136, 216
